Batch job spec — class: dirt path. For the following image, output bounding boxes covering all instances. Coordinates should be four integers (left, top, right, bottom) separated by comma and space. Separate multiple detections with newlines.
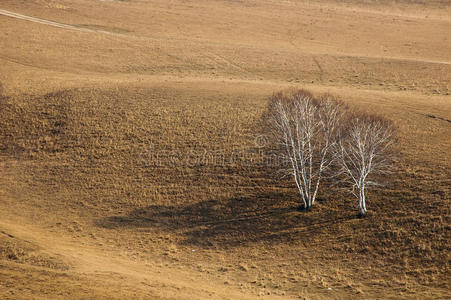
0, 9, 121, 35
0, 218, 287, 299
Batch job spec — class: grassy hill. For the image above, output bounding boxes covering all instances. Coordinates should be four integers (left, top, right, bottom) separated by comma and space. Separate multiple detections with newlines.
0, 0, 450, 299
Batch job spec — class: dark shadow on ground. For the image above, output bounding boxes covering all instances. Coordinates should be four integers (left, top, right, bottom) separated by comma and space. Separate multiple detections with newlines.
96, 191, 356, 248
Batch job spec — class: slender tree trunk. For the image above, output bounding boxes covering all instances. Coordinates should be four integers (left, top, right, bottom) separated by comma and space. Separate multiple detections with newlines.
359, 185, 367, 216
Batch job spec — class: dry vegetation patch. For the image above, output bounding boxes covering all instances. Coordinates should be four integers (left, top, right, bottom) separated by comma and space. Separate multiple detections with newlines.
0, 85, 449, 298
0, 230, 68, 270
0, 0, 450, 298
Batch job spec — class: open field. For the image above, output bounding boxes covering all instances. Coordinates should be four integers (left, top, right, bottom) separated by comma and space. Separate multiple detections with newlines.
0, 0, 450, 299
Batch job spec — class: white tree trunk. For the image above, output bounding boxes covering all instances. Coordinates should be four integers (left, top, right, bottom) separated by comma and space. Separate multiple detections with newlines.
335, 114, 394, 216
359, 184, 367, 216
265, 91, 344, 211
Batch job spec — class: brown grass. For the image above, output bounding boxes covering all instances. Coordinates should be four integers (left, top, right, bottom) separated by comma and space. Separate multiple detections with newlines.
0, 0, 450, 299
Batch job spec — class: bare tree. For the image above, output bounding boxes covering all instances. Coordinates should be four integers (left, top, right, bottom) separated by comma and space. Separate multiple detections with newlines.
334, 114, 395, 216
264, 90, 345, 210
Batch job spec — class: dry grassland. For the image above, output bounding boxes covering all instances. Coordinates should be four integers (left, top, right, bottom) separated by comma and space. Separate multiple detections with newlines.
0, 0, 450, 299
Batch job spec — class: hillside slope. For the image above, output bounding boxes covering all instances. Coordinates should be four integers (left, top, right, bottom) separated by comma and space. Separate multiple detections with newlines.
0, 0, 450, 299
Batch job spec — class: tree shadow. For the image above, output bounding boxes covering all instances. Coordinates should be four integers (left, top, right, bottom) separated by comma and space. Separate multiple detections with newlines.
96, 191, 356, 248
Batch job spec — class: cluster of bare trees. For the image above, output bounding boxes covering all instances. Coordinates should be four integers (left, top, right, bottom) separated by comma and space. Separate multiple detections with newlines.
264, 89, 395, 216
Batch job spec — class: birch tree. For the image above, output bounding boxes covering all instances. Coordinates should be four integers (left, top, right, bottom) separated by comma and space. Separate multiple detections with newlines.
265, 90, 345, 210
335, 114, 395, 216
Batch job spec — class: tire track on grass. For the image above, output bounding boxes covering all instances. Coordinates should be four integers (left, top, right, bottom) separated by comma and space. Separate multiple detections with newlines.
0, 9, 122, 36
